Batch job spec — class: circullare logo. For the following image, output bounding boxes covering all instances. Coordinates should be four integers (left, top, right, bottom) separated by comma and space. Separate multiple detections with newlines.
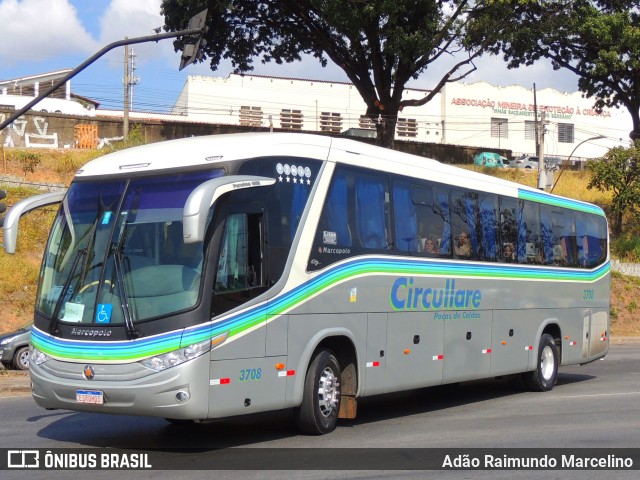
390, 277, 482, 311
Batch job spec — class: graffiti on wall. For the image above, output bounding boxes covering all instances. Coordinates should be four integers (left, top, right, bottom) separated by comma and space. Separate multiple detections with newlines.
1, 113, 125, 150
0, 113, 59, 148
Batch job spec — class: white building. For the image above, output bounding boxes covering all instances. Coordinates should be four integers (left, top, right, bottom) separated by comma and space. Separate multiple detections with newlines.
0, 69, 97, 117
443, 82, 627, 160
172, 73, 630, 160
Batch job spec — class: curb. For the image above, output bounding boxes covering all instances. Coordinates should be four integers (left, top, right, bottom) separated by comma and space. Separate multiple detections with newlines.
0, 371, 30, 397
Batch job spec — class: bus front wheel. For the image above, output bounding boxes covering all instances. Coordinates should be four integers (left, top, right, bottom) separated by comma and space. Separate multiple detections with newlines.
295, 349, 341, 435
523, 333, 559, 392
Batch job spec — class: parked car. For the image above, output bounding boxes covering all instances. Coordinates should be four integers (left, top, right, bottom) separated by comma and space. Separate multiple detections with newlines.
0, 321, 32, 370
341, 127, 376, 139
509, 155, 539, 169
509, 155, 561, 170
473, 151, 506, 168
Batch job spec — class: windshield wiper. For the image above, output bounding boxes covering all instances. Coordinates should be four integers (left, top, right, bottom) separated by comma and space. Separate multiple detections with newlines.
112, 246, 139, 338
110, 220, 140, 338
49, 214, 103, 335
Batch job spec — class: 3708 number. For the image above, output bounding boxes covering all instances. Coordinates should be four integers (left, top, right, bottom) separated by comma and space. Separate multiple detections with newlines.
583, 289, 595, 300
239, 368, 262, 381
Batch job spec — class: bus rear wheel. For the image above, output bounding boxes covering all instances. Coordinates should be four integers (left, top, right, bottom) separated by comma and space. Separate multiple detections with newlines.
295, 349, 341, 435
523, 333, 558, 392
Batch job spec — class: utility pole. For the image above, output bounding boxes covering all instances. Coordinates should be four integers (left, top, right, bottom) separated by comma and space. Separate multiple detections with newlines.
123, 39, 130, 138
537, 111, 546, 190
129, 49, 140, 108
533, 83, 539, 157
123, 45, 142, 138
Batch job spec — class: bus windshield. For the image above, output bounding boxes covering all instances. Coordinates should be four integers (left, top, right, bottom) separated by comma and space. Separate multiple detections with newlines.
36, 169, 224, 327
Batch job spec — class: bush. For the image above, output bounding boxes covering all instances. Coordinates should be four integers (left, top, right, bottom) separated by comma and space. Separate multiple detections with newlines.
611, 237, 640, 263
10, 150, 42, 177
0, 186, 55, 323
54, 150, 102, 176
103, 124, 145, 152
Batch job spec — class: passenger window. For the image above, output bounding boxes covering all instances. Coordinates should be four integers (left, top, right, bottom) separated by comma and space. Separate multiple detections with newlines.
577, 214, 607, 268
479, 193, 499, 261
323, 171, 352, 247
411, 184, 450, 257
542, 208, 577, 266
561, 214, 578, 267
451, 191, 478, 259
500, 197, 518, 262
393, 180, 418, 253
308, 166, 391, 271
520, 202, 541, 264
541, 207, 554, 265
355, 173, 389, 249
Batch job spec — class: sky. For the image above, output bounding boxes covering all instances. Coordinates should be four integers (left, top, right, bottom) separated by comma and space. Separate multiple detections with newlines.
0, 0, 582, 114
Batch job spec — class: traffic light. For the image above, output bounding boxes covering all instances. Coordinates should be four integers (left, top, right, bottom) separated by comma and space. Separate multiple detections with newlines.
0, 189, 6, 228
179, 9, 209, 71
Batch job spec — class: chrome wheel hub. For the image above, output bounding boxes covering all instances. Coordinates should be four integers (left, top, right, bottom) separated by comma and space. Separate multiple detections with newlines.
317, 366, 339, 417
540, 345, 555, 380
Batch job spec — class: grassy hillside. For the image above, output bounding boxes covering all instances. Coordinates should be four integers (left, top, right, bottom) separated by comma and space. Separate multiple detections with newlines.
0, 150, 636, 336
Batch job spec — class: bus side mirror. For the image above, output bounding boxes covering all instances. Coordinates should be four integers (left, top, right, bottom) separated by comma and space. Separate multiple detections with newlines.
2, 191, 65, 254
183, 176, 275, 244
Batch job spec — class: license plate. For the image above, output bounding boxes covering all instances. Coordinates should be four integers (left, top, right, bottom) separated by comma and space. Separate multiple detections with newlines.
76, 389, 104, 405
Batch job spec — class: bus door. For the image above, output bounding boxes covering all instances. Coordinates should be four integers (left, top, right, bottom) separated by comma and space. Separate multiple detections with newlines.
208, 204, 288, 417
210, 203, 269, 358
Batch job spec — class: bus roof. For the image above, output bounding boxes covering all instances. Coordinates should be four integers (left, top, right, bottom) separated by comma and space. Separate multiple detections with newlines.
76, 133, 333, 178
75, 132, 601, 214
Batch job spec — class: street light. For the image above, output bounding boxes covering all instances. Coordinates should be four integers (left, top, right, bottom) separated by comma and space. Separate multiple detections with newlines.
550, 135, 606, 193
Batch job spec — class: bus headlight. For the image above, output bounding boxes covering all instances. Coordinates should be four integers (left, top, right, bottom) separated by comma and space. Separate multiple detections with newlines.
30, 345, 50, 365
139, 338, 213, 372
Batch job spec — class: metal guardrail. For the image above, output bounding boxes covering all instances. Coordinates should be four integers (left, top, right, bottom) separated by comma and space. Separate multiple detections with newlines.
0, 175, 67, 192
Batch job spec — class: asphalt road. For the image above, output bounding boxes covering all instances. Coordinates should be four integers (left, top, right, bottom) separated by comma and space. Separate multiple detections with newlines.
1, 338, 639, 480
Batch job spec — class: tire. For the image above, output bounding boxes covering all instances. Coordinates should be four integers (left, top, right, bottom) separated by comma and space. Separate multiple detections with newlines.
13, 346, 30, 371
295, 349, 341, 435
523, 334, 558, 392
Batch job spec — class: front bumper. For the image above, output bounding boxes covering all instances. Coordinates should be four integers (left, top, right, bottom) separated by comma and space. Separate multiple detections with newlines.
30, 354, 211, 420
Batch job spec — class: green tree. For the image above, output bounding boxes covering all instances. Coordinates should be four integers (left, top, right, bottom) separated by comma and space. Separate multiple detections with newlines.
161, 1, 498, 148
472, 0, 640, 140
12, 150, 43, 178
588, 142, 640, 236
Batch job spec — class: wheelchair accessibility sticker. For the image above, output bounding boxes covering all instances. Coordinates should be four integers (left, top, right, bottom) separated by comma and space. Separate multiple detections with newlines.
96, 304, 113, 324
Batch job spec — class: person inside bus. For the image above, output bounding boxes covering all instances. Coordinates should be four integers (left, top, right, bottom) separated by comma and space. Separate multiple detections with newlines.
421, 236, 438, 254
503, 242, 515, 262
454, 231, 471, 257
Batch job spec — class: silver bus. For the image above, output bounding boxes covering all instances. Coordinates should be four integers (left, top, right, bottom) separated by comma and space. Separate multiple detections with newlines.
3, 133, 610, 434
